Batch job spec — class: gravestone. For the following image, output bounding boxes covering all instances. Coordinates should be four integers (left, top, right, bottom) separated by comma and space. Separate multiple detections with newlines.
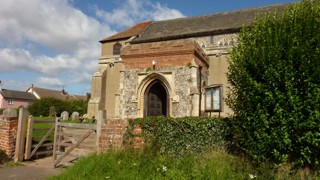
49, 106, 57, 117
71, 111, 79, 120
3, 108, 17, 117
61, 111, 69, 121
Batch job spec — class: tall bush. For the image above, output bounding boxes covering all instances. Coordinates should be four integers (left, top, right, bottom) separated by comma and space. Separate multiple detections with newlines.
28, 98, 88, 116
227, 0, 320, 167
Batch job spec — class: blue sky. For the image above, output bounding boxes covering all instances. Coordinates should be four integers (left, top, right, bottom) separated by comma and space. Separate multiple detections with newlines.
0, 0, 299, 95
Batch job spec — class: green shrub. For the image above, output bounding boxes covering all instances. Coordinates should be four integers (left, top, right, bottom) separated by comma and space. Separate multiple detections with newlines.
28, 98, 87, 116
0, 149, 8, 165
125, 116, 230, 156
228, 0, 320, 167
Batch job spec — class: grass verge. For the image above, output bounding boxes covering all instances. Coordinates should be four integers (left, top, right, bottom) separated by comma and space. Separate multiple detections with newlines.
49, 146, 319, 180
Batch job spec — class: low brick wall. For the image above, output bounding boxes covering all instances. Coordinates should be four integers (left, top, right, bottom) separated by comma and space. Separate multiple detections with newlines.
0, 116, 18, 157
99, 119, 144, 152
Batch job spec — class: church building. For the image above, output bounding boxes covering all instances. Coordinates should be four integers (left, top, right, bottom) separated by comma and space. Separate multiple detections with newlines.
88, 4, 287, 121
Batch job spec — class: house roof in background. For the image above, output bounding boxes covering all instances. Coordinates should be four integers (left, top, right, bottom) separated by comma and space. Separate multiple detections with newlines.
0, 89, 37, 101
100, 21, 152, 43
29, 86, 86, 101
131, 4, 289, 43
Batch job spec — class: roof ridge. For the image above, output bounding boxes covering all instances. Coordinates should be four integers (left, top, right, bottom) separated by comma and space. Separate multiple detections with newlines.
131, 3, 293, 44
33, 86, 62, 92
152, 3, 290, 24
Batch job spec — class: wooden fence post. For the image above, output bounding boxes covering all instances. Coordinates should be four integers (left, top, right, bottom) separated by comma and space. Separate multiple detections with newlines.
96, 110, 103, 153
14, 107, 28, 162
52, 117, 59, 166
24, 115, 34, 160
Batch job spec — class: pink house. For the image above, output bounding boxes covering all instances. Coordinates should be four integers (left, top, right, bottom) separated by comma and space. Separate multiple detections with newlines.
0, 81, 37, 109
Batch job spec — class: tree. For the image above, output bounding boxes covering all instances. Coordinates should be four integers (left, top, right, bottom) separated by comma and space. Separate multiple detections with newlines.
28, 98, 88, 117
227, 0, 320, 167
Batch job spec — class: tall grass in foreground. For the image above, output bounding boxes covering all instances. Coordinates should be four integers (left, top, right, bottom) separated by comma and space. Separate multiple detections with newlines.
50, 147, 286, 180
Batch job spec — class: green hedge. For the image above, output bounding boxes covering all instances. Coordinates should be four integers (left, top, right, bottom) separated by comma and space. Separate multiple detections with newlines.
228, 0, 320, 167
28, 97, 88, 117
125, 116, 230, 156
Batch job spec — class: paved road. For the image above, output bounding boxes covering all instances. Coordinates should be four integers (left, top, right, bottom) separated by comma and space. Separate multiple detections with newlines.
0, 156, 64, 180
0, 166, 61, 180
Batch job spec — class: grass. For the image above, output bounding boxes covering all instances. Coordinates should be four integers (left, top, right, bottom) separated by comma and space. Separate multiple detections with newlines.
49, 146, 319, 180
32, 117, 56, 143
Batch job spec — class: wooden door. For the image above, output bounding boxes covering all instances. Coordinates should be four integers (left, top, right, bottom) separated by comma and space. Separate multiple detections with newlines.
148, 91, 163, 116
146, 82, 167, 116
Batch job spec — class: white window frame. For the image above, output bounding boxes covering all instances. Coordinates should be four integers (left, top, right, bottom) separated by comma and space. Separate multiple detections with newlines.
205, 85, 223, 112
8, 99, 14, 105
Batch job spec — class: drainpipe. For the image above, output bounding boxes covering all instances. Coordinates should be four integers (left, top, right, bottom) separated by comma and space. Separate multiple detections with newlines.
198, 65, 202, 116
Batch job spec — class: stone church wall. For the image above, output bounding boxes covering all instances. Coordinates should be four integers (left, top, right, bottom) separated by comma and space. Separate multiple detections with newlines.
121, 66, 197, 118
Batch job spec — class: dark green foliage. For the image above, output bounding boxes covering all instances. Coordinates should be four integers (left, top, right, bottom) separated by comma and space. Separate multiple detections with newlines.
28, 98, 87, 116
125, 116, 230, 156
0, 149, 8, 165
228, 0, 320, 167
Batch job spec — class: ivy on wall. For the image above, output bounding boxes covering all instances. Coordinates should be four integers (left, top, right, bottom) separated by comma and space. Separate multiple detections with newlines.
124, 116, 230, 156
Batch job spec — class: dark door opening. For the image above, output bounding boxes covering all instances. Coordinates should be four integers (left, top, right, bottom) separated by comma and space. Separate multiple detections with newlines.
145, 81, 168, 117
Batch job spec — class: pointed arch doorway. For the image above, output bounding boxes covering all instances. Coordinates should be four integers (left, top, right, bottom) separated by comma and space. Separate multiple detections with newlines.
144, 80, 168, 117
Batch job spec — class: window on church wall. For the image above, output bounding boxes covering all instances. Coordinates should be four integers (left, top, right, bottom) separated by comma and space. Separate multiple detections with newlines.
205, 85, 223, 112
113, 42, 122, 55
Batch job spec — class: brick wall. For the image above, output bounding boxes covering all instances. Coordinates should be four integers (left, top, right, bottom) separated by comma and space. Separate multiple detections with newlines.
0, 116, 18, 157
99, 119, 144, 151
121, 39, 209, 69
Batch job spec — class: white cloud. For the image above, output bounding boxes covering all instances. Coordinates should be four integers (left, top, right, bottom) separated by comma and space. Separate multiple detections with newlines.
0, 0, 184, 93
36, 77, 64, 88
151, 2, 185, 21
0, 48, 79, 76
0, 0, 108, 88
0, 48, 32, 72
1, 80, 31, 91
95, 0, 185, 28
0, 0, 114, 53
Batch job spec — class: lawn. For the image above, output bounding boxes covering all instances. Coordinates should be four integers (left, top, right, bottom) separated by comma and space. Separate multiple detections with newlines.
32, 117, 56, 143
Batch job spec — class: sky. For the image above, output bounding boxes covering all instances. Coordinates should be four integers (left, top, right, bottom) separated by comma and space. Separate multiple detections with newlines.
0, 0, 299, 95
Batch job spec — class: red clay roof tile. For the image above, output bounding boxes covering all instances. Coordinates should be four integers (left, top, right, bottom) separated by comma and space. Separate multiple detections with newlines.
100, 21, 152, 43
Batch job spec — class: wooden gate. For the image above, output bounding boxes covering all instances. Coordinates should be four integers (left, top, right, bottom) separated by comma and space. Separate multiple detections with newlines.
53, 118, 97, 167
24, 116, 56, 160
13, 110, 97, 167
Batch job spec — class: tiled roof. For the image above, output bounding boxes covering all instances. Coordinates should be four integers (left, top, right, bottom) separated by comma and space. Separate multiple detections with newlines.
30, 87, 86, 101
132, 4, 289, 43
100, 21, 152, 43
0, 89, 37, 100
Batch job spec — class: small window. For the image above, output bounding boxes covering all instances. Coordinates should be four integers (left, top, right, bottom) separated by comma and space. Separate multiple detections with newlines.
205, 85, 223, 112
113, 42, 122, 55
8, 99, 14, 105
